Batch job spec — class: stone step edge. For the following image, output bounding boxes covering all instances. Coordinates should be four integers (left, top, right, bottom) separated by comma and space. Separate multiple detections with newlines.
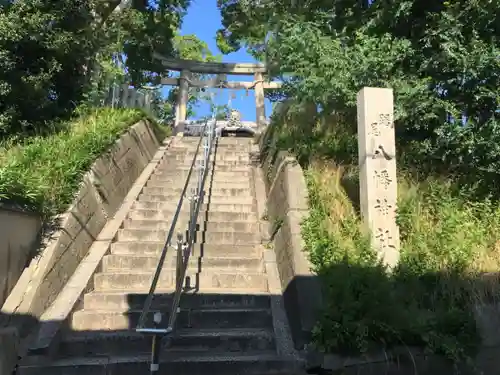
63, 328, 275, 342
84, 288, 270, 297
125, 208, 257, 216
20, 352, 292, 369
94, 270, 268, 277
73, 307, 271, 316
134, 200, 255, 205
103, 255, 262, 264
123, 219, 259, 226
110, 242, 260, 249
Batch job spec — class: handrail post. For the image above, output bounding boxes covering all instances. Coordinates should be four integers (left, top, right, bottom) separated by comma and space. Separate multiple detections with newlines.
175, 233, 183, 289
150, 312, 162, 374
188, 187, 196, 244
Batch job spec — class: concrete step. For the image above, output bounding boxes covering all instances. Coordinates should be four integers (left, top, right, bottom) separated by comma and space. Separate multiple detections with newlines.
116, 229, 260, 244
162, 152, 250, 160
71, 308, 272, 331
94, 270, 269, 292
110, 242, 261, 258
154, 164, 251, 175
102, 254, 263, 273
169, 142, 249, 148
126, 208, 257, 222
137, 194, 254, 205
133, 201, 255, 213
179, 137, 251, 143
161, 162, 252, 170
159, 161, 251, 170
18, 353, 299, 375
164, 157, 250, 166
147, 177, 251, 189
150, 176, 251, 187
123, 219, 260, 233
167, 147, 251, 156
183, 137, 252, 145
155, 165, 251, 174
142, 186, 252, 198
60, 329, 276, 357
166, 148, 250, 157
83, 290, 270, 311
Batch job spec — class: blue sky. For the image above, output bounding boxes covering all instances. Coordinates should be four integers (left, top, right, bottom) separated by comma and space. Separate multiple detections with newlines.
170, 0, 273, 122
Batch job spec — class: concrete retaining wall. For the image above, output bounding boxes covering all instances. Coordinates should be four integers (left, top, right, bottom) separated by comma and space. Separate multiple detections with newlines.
0, 207, 42, 307
0, 119, 161, 374
261, 148, 322, 350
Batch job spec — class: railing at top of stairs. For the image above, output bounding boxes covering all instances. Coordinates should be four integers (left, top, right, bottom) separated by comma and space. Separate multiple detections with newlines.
135, 114, 218, 374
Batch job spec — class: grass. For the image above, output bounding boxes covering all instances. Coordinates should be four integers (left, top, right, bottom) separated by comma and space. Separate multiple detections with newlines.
263, 105, 500, 363
0, 107, 169, 218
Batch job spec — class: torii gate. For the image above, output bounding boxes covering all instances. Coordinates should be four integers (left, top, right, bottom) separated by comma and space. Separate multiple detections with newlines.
153, 52, 282, 133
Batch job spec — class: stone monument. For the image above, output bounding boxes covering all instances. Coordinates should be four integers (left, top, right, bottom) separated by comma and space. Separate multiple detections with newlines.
357, 87, 400, 268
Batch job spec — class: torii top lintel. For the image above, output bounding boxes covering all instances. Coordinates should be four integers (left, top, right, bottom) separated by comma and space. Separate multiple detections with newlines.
153, 52, 267, 75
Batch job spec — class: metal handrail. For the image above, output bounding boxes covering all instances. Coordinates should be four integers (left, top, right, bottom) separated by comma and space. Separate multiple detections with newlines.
135, 115, 217, 374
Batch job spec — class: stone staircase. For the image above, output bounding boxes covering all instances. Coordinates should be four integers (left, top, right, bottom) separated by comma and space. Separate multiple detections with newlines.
18, 136, 300, 374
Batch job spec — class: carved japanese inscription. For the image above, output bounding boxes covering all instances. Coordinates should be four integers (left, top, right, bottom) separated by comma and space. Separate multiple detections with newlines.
374, 198, 393, 216
357, 87, 400, 268
375, 228, 396, 250
374, 169, 392, 189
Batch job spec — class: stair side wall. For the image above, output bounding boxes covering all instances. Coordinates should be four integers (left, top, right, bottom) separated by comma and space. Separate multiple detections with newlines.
0, 119, 161, 374
261, 148, 322, 351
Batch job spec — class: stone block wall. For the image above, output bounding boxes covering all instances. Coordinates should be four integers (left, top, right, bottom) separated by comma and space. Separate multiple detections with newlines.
261, 149, 322, 350
0, 119, 160, 340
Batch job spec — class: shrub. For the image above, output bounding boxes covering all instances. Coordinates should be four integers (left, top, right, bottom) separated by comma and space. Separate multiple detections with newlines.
304, 162, 487, 361
0, 107, 168, 218
264, 103, 500, 363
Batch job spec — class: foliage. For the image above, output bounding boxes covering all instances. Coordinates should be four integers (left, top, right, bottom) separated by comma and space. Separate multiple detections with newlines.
263, 107, 500, 362
0, 0, 189, 138
213, 104, 231, 120
220, 0, 500, 363
0, 0, 97, 136
218, 0, 500, 195
303, 162, 483, 362
115, 0, 191, 86
0, 108, 167, 218
160, 33, 223, 123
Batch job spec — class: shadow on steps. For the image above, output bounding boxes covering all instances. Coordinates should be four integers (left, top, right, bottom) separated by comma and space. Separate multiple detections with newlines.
3, 290, 302, 375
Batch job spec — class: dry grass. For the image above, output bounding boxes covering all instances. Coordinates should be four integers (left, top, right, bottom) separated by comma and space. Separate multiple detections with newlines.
303, 158, 500, 359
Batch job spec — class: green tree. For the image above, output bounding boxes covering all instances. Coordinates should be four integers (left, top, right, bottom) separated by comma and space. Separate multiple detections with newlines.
217, 0, 500, 193
0, 0, 96, 135
0, 0, 190, 137
160, 33, 222, 123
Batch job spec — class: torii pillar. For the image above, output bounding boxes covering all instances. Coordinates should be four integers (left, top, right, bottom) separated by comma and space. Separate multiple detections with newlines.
254, 72, 266, 127
175, 69, 190, 134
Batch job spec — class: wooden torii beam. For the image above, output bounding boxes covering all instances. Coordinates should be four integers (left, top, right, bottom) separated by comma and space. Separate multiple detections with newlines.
160, 77, 282, 90
153, 52, 274, 131
153, 52, 267, 75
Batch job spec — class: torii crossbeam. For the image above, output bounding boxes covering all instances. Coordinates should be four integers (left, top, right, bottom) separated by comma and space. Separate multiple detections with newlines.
153, 52, 282, 131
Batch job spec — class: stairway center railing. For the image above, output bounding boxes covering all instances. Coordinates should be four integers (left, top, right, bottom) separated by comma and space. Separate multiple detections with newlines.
135, 115, 217, 374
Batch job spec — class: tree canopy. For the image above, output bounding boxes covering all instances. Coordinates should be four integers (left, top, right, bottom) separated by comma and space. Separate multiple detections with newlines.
217, 0, 500, 193
0, 0, 190, 137
159, 33, 222, 123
